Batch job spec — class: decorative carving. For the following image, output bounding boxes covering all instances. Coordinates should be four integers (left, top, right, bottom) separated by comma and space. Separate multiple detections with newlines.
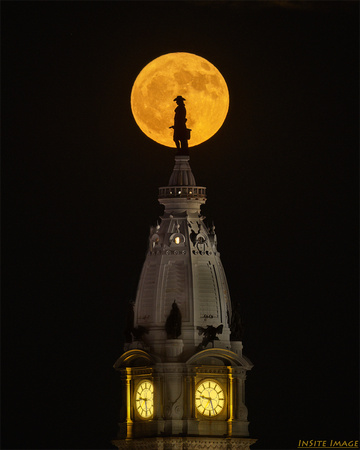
196, 368, 227, 375
164, 405, 172, 419
189, 229, 198, 247
174, 404, 183, 418
207, 223, 218, 250
238, 404, 249, 421
188, 221, 202, 247
112, 437, 257, 450
131, 368, 153, 376
163, 373, 183, 420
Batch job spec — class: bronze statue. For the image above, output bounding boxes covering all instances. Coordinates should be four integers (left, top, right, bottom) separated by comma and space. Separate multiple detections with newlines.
169, 96, 191, 154
124, 300, 149, 343
131, 325, 149, 341
197, 324, 223, 350
230, 301, 244, 341
124, 301, 135, 343
165, 301, 182, 339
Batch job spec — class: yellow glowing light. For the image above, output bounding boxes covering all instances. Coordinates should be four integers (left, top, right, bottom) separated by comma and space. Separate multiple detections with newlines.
195, 380, 225, 417
131, 52, 229, 148
135, 381, 154, 419
174, 236, 181, 244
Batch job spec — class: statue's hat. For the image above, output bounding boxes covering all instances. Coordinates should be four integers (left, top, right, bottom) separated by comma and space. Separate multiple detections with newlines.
174, 96, 186, 102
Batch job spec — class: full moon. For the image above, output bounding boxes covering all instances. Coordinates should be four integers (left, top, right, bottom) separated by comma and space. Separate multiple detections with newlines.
131, 52, 229, 148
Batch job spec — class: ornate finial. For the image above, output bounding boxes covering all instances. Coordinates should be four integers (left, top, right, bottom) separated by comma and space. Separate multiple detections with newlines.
169, 96, 191, 155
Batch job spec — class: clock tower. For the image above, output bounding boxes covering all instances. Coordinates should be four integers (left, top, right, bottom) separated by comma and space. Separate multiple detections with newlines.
112, 153, 256, 449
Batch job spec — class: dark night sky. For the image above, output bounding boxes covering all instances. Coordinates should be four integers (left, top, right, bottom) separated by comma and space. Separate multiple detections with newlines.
2, 2, 359, 449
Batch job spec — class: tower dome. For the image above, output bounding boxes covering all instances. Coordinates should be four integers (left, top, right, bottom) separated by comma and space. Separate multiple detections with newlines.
132, 154, 232, 359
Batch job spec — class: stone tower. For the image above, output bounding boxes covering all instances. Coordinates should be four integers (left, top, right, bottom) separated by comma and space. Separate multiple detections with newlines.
113, 154, 256, 450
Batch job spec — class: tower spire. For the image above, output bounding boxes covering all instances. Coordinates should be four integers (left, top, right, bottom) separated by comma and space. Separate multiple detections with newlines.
113, 97, 256, 450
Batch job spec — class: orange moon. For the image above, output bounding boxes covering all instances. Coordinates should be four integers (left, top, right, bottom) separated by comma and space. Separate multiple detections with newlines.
130, 52, 229, 148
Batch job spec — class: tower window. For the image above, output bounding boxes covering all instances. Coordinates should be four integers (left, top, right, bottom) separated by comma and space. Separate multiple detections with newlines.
170, 233, 185, 247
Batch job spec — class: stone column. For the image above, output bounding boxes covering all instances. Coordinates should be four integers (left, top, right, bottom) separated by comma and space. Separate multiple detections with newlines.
153, 369, 165, 435
186, 367, 198, 436
230, 340, 243, 357
163, 364, 184, 435
153, 371, 163, 419
232, 369, 248, 420
185, 374, 192, 419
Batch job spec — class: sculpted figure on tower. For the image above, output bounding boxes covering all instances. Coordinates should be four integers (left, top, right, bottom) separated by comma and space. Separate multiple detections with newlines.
165, 301, 182, 339
169, 95, 191, 153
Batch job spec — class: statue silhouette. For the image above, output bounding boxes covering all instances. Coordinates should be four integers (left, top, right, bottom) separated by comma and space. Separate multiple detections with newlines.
169, 96, 191, 154
230, 301, 244, 341
165, 301, 182, 339
124, 300, 149, 343
124, 301, 135, 343
131, 325, 149, 341
197, 324, 223, 350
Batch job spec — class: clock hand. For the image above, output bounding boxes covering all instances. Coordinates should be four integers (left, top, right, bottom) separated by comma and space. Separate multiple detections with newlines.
210, 399, 215, 413
200, 394, 211, 408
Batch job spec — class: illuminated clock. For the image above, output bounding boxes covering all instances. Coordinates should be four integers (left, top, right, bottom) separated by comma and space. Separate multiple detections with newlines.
135, 380, 154, 419
195, 380, 225, 417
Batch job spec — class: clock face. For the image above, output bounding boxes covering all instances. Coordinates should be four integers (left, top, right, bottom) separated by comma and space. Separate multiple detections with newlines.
195, 380, 225, 417
135, 381, 154, 419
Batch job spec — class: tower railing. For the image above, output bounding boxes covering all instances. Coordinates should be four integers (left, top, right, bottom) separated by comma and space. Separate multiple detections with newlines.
158, 186, 206, 198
